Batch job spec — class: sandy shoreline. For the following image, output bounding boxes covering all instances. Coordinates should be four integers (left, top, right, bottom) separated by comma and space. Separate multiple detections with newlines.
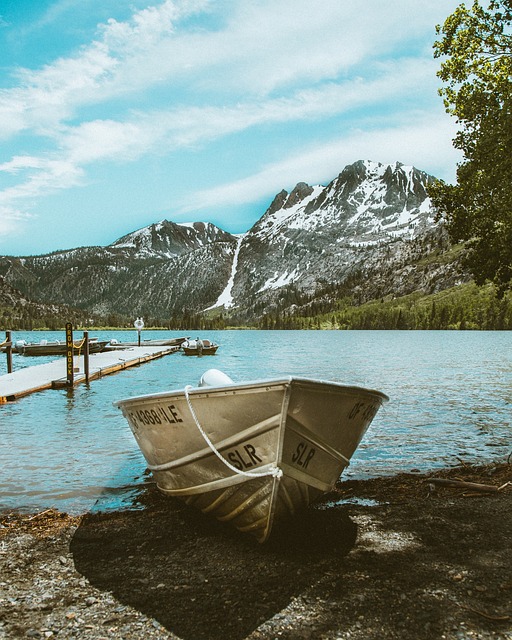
1, 461, 511, 639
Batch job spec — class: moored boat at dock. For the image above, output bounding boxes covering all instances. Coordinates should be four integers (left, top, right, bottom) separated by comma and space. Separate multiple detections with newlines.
114, 369, 388, 543
181, 338, 219, 356
14, 338, 109, 356
103, 337, 188, 351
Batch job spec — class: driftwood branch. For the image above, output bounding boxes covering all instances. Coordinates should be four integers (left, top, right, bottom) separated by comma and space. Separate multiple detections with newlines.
27, 508, 54, 521
424, 478, 506, 494
462, 605, 511, 622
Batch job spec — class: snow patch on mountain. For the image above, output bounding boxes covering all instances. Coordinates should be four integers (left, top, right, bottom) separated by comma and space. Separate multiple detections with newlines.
258, 268, 301, 292
252, 184, 323, 239
205, 234, 245, 309
269, 186, 324, 233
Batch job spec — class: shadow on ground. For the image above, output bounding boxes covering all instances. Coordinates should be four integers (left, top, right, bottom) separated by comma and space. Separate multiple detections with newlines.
71, 466, 512, 639
70, 489, 357, 640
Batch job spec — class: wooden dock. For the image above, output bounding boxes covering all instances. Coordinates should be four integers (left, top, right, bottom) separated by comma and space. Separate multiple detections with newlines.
0, 345, 179, 403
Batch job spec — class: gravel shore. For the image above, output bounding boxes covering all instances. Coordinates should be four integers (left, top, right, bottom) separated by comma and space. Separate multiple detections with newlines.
1, 461, 511, 640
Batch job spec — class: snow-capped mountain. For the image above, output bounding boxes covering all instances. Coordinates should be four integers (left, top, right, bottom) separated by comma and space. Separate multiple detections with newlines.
111, 220, 235, 258
227, 160, 456, 317
250, 160, 434, 245
0, 160, 467, 322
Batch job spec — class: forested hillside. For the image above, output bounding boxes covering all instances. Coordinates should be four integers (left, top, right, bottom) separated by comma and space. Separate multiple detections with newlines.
1, 277, 510, 332
0, 277, 105, 330
165, 283, 512, 331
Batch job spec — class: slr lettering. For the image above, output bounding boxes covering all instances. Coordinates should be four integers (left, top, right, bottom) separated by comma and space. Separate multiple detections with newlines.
227, 444, 262, 470
292, 442, 316, 469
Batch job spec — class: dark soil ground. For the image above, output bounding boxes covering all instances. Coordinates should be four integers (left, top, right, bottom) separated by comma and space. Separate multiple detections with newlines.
1, 461, 511, 639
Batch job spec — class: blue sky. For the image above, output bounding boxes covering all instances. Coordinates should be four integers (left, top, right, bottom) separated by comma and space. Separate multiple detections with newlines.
0, 0, 462, 256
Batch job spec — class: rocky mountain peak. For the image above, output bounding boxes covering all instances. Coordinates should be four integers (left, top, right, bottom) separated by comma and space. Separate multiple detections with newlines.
260, 182, 315, 219
247, 160, 436, 246
265, 190, 289, 217
284, 182, 314, 208
110, 219, 236, 258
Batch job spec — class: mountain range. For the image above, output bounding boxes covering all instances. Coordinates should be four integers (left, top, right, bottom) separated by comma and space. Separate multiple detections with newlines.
0, 160, 468, 325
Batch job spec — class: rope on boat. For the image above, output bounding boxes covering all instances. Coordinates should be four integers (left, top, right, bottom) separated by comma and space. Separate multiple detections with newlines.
184, 385, 283, 480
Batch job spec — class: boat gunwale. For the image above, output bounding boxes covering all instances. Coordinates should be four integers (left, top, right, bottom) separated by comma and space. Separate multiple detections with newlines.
113, 376, 389, 408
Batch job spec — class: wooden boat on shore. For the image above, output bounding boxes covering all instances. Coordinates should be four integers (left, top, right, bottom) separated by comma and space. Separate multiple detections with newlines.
181, 338, 219, 356
114, 369, 388, 543
14, 338, 109, 356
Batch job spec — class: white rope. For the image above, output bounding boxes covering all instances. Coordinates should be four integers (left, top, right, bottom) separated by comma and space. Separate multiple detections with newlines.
184, 385, 283, 479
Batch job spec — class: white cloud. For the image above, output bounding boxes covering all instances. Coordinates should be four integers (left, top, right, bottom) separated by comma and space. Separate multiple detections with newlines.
0, 157, 84, 204
0, 205, 33, 240
0, 47, 453, 231
0, 0, 209, 140
0, 0, 462, 246
59, 55, 443, 161
180, 114, 461, 215
20, 0, 86, 33
182, 0, 459, 96
0, 0, 457, 141
0, 54, 444, 214
0, 156, 47, 173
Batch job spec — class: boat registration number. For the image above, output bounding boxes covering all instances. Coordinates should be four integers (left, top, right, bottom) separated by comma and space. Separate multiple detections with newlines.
348, 401, 379, 421
127, 404, 184, 428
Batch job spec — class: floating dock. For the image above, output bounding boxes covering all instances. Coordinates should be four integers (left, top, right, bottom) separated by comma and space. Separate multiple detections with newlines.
0, 345, 179, 403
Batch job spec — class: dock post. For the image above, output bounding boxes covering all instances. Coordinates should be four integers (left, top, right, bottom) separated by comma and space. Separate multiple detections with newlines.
6, 330, 13, 374
65, 323, 74, 387
84, 330, 90, 383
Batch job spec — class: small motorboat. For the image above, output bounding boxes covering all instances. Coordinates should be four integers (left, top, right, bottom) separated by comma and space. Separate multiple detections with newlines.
114, 369, 388, 543
103, 337, 189, 351
14, 338, 109, 356
181, 338, 219, 356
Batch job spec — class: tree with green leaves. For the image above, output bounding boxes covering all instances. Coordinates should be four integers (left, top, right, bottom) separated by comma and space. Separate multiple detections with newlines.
429, 0, 512, 295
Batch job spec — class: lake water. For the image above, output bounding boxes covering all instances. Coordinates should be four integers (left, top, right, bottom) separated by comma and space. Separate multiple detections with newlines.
0, 330, 510, 514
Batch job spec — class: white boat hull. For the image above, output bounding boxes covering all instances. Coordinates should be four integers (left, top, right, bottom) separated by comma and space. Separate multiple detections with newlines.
115, 375, 388, 542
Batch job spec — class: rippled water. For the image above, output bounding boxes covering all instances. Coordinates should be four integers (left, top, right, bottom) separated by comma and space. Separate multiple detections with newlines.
1, 329, 510, 514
